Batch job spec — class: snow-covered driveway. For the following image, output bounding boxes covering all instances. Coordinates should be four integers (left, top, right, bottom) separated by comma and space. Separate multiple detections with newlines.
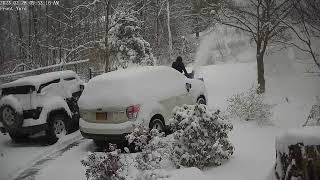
0, 132, 83, 180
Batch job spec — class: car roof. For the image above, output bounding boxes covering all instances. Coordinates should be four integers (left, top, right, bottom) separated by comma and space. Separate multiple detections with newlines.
0, 70, 77, 90
79, 66, 186, 110
91, 66, 179, 82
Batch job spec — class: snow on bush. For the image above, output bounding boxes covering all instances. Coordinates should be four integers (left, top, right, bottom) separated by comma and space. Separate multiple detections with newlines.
81, 144, 126, 180
226, 87, 272, 125
169, 104, 234, 169
125, 125, 173, 180
303, 97, 320, 126
126, 124, 172, 171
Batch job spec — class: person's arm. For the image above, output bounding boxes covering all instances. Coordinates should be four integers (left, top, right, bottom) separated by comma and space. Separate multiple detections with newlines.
182, 63, 188, 75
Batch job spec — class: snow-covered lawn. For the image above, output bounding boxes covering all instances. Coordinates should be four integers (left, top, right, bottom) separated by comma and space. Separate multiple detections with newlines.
1, 60, 319, 180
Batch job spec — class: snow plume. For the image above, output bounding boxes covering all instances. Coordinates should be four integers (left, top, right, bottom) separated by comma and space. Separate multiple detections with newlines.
193, 24, 254, 74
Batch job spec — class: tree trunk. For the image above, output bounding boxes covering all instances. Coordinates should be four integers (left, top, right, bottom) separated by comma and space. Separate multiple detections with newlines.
257, 52, 266, 94
156, 0, 160, 52
166, 0, 172, 63
46, 5, 49, 66
28, 6, 32, 62
16, 9, 24, 62
104, 0, 111, 72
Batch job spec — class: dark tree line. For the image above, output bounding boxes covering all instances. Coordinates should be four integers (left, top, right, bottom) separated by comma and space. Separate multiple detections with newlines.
0, 0, 221, 74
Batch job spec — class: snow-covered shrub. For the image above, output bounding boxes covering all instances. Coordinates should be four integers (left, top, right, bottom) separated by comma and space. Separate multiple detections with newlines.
81, 144, 126, 180
126, 124, 150, 152
170, 104, 234, 169
303, 97, 320, 126
226, 87, 272, 124
126, 125, 172, 171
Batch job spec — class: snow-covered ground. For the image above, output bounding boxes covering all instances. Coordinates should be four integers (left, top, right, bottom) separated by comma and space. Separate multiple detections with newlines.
1, 26, 319, 179
0, 58, 316, 180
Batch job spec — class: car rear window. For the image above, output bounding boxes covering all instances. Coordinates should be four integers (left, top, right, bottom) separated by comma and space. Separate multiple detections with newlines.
2, 85, 36, 96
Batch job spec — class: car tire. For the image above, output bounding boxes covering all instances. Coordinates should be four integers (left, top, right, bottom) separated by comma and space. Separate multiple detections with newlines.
197, 96, 207, 105
9, 132, 29, 143
46, 114, 68, 145
149, 117, 165, 133
0, 105, 23, 130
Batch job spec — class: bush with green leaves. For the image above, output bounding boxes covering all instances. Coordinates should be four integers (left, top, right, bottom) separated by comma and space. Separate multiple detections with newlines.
170, 104, 234, 169
226, 87, 272, 124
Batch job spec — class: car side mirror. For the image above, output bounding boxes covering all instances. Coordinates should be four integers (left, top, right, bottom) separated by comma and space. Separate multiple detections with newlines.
186, 83, 191, 92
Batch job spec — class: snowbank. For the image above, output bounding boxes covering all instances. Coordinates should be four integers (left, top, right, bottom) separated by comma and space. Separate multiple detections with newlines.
79, 66, 186, 110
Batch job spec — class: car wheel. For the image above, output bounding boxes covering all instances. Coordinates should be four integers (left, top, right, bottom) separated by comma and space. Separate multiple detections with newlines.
46, 114, 68, 145
0, 105, 23, 130
149, 117, 165, 133
9, 132, 29, 143
197, 96, 207, 105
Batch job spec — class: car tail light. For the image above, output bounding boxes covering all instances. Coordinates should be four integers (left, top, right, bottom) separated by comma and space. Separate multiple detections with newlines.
126, 105, 140, 119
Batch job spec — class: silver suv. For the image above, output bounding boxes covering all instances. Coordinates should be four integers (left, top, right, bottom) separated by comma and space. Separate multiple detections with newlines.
78, 66, 207, 147
0, 71, 84, 144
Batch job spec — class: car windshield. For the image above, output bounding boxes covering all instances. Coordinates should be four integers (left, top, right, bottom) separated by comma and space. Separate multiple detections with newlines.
1, 85, 36, 96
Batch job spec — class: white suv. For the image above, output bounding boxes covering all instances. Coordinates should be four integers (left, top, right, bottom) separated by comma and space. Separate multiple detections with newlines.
0, 71, 84, 144
78, 66, 207, 147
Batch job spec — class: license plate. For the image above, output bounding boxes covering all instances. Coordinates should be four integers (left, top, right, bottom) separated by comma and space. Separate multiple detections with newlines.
96, 112, 108, 120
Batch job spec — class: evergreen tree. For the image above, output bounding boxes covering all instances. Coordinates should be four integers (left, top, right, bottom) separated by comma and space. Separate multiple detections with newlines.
108, 4, 155, 69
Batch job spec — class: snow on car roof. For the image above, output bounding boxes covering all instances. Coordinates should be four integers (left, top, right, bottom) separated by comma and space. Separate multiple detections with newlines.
0, 70, 77, 90
90, 66, 170, 82
79, 66, 186, 110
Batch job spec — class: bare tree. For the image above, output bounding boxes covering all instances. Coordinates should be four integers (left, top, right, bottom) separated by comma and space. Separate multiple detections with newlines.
104, 0, 112, 72
281, 0, 320, 70
217, 0, 295, 94
166, 0, 173, 62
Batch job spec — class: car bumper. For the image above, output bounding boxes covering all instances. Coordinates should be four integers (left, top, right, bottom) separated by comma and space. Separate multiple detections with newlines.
79, 118, 135, 137
80, 131, 128, 143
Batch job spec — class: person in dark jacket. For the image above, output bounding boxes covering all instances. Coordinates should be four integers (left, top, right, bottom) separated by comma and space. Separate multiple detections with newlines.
172, 56, 188, 76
